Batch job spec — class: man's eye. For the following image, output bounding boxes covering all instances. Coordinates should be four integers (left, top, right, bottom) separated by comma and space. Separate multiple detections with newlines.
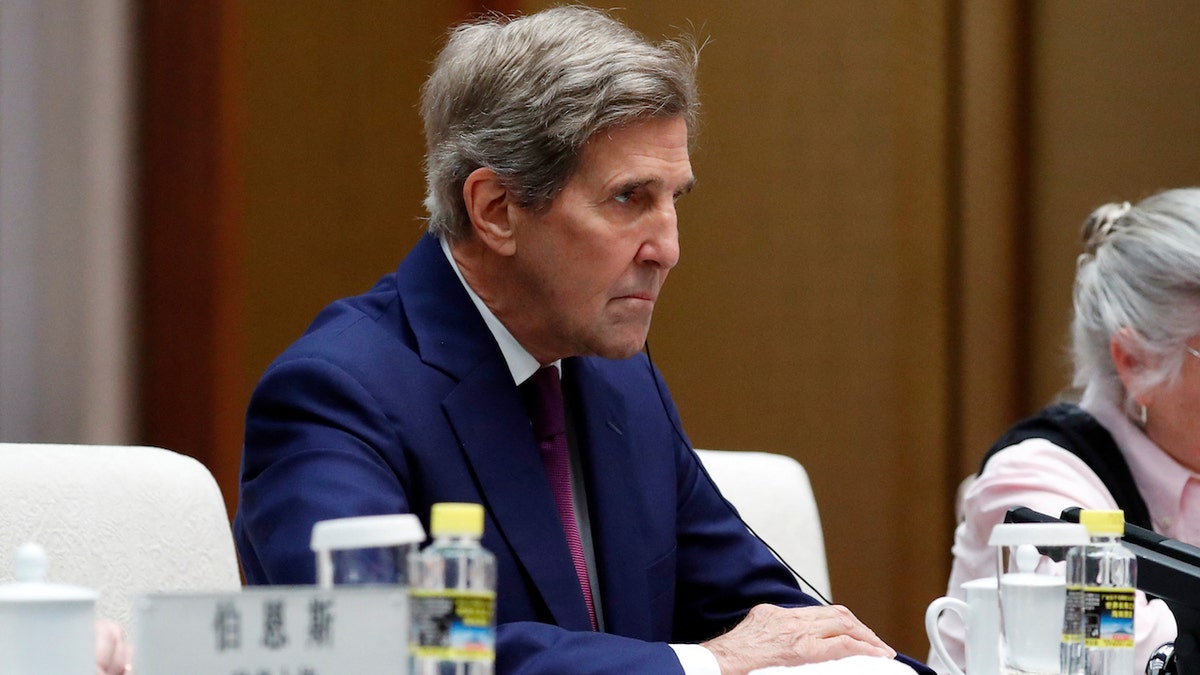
614, 191, 634, 204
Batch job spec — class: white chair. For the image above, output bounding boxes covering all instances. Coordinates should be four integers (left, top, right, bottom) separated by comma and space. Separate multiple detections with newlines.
0, 443, 241, 625
695, 448, 831, 600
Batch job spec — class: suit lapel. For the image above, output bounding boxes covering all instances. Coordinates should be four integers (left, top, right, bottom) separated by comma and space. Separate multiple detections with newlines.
394, 235, 497, 377
395, 236, 608, 631
395, 238, 591, 629
443, 362, 595, 631
566, 358, 654, 639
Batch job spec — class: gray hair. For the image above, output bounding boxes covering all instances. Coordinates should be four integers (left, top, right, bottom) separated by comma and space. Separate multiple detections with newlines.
420, 5, 701, 241
1072, 188, 1200, 412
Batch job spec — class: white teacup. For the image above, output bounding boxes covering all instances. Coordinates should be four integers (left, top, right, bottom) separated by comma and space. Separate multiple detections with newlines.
926, 576, 999, 675
999, 572, 1065, 674
987, 523, 1088, 675
309, 514, 426, 588
0, 543, 97, 675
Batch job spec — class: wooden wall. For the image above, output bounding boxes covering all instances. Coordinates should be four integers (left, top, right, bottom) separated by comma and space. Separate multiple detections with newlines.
138, 0, 1200, 658
603, 1, 957, 648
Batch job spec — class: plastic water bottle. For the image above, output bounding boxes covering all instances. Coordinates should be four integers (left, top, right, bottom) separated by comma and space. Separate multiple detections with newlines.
1062, 537, 1085, 674
1064, 509, 1136, 675
409, 502, 496, 675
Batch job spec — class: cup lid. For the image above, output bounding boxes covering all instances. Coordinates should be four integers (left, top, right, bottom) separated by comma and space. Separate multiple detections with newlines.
961, 576, 998, 590
310, 513, 426, 552
987, 522, 1088, 547
0, 543, 98, 603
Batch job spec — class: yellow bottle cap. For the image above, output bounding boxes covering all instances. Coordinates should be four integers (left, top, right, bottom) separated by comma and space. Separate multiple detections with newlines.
1079, 509, 1125, 535
430, 502, 485, 537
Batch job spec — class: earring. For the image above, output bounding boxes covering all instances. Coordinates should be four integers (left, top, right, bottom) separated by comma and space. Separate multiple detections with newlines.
1138, 402, 1148, 427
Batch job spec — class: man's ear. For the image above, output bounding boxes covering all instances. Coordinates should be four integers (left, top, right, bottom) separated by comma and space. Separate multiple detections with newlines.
463, 167, 517, 256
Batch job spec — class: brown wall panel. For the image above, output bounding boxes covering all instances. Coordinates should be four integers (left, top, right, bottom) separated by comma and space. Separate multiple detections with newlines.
137, 0, 1200, 663
956, 1, 1029, 481
241, 1, 457, 400
1027, 2, 1200, 407
139, 0, 245, 519
143, 0, 960, 656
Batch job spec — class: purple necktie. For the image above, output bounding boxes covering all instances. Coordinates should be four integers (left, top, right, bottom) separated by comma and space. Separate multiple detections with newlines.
525, 366, 597, 630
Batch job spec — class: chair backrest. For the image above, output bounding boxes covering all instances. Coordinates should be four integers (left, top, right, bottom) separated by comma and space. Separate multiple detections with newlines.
0, 443, 241, 625
695, 448, 831, 600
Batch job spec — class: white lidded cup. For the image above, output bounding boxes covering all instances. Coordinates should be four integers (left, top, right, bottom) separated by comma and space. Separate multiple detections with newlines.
310, 514, 426, 589
0, 542, 97, 675
988, 522, 1089, 675
926, 576, 999, 675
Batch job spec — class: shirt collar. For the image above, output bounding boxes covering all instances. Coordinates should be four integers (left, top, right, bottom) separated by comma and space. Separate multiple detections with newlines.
1080, 382, 1197, 530
440, 237, 559, 385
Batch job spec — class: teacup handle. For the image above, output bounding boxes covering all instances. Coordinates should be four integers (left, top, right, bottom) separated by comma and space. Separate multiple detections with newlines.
925, 596, 968, 675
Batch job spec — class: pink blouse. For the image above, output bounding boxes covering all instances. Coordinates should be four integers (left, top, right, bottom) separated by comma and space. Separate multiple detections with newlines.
930, 384, 1200, 674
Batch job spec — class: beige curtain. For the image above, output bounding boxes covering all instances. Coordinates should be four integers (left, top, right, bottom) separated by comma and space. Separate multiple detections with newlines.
0, 0, 135, 444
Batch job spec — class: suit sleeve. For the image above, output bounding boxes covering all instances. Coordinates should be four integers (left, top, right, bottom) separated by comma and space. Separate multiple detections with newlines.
498, 623, 686, 674
235, 356, 414, 585
237, 355, 692, 674
237, 351, 932, 674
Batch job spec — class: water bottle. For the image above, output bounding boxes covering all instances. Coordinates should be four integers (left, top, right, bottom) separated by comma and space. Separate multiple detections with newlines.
1062, 537, 1085, 674
1064, 509, 1136, 675
409, 502, 497, 675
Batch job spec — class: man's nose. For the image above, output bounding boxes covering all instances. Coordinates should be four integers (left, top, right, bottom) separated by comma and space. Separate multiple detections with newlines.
638, 202, 680, 270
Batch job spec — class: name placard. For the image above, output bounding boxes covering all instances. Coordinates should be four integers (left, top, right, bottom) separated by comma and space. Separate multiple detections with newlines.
133, 586, 408, 675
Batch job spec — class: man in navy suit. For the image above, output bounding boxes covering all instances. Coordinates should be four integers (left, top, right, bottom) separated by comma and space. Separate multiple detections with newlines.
234, 7, 928, 674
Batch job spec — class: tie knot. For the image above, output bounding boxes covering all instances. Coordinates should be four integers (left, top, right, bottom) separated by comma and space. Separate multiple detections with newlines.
524, 366, 565, 439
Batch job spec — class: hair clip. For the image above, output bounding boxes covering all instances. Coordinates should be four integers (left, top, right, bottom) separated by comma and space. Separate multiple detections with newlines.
1083, 201, 1132, 253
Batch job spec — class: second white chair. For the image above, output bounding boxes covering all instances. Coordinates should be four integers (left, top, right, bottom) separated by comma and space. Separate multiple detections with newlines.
0, 443, 242, 625
695, 448, 831, 600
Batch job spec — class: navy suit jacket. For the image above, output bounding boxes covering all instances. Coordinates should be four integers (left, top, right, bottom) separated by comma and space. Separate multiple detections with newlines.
234, 235, 930, 674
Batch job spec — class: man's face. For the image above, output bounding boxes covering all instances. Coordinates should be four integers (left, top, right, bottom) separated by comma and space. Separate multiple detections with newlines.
508, 115, 694, 362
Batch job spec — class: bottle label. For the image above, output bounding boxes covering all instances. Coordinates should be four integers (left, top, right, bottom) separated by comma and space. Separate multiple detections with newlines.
1061, 585, 1083, 644
410, 589, 496, 661
1081, 586, 1135, 649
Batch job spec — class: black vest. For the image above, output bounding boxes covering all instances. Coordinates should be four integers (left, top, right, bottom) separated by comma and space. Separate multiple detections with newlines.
980, 402, 1152, 528
981, 402, 1195, 671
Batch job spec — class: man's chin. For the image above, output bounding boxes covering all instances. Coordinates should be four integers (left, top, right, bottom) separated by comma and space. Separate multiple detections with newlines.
604, 346, 645, 361
590, 335, 650, 361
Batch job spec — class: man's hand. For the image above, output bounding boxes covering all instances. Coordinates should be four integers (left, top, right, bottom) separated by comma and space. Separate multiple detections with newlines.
701, 604, 896, 675
95, 619, 132, 675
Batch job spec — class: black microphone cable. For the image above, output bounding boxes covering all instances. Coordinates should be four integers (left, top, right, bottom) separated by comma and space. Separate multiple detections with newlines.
643, 339, 833, 607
